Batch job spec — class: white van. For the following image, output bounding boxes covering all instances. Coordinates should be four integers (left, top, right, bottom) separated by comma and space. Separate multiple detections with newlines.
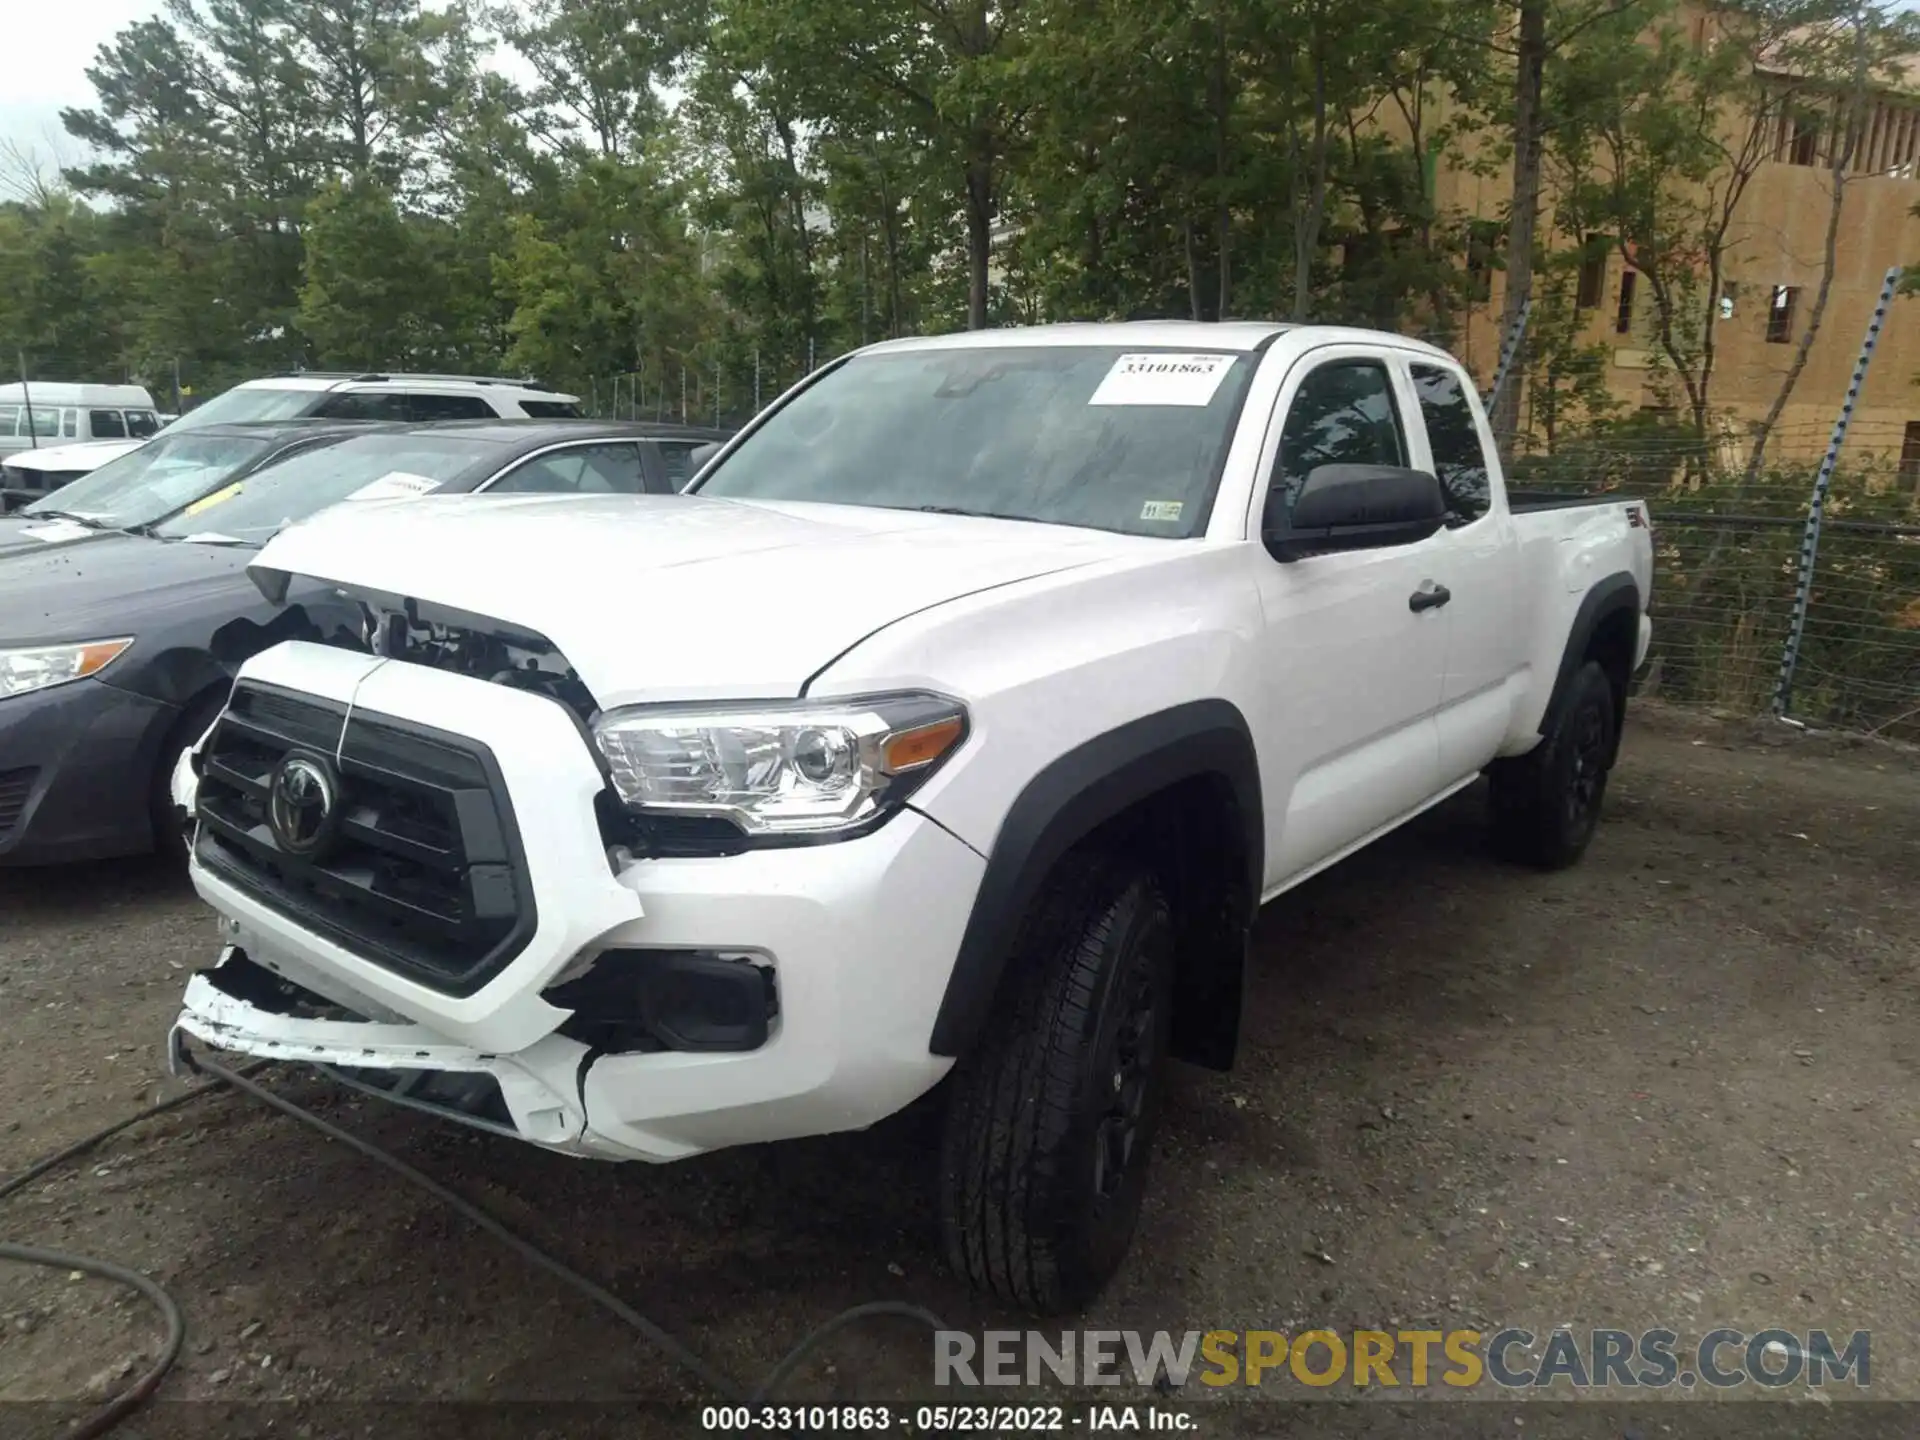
0, 383, 163, 460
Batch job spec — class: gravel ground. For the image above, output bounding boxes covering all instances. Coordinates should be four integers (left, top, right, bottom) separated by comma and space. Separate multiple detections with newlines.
1, 702, 1916, 1437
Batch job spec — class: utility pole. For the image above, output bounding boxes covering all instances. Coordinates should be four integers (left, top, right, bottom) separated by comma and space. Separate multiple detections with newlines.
1491, 0, 1547, 451
16, 353, 37, 450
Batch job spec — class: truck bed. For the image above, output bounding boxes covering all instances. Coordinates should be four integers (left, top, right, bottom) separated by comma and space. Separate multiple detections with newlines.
1508, 490, 1644, 513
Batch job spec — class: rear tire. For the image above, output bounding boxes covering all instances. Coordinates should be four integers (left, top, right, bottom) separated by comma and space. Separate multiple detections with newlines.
1488, 659, 1617, 870
151, 691, 226, 867
939, 853, 1174, 1314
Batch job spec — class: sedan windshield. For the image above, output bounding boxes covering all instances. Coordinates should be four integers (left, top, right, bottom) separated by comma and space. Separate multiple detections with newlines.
20, 434, 276, 530
151, 433, 500, 546
694, 346, 1255, 537
162, 386, 318, 432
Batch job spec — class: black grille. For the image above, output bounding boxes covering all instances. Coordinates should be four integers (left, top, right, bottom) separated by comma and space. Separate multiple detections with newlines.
0, 767, 36, 836
194, 681, 536, 995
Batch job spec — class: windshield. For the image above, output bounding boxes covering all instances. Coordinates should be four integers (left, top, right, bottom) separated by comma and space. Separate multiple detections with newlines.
163, 385, 319, 432
694, 346, 1255, 537
151, 433, 499, 546
20, 433, 276, 529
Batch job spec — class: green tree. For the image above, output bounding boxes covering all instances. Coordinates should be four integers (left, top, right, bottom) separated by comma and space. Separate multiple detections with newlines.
297, 177, 435, 366
0, 196, 125, 379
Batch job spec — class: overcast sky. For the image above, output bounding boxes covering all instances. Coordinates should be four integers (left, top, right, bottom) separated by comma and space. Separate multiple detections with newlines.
1, 0, 160, 171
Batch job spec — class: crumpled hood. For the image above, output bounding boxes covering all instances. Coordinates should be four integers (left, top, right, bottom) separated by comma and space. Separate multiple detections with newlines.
251, 492, 1151, 705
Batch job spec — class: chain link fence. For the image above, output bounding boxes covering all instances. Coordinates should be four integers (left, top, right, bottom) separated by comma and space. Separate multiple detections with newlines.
1499, 415, 1920, 742
581, 350, 818, 434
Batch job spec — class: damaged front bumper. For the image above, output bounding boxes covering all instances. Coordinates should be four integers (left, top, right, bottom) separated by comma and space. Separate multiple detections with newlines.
170, 948, 611, 1155
172, 640, 984, 1163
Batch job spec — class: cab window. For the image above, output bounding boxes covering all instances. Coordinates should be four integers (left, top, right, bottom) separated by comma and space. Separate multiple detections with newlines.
125, 410, 162, 439
1410, 365, 1492, 526
1270, 360, 1408, 522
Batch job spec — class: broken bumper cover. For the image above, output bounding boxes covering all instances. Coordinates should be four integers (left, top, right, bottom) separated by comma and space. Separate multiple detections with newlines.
175, 641, 986, 1163
170, 956, 602, 1153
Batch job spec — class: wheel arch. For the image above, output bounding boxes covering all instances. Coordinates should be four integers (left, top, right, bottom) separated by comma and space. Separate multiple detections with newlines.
1541, 571, 1640, 762
928, 699, 1263, 1070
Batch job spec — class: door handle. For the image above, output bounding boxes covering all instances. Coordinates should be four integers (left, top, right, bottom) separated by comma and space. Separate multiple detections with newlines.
1409, 582, 1451, 613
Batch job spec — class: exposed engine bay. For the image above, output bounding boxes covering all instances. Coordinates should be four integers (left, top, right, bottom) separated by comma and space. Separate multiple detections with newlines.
355, 593, 599, 724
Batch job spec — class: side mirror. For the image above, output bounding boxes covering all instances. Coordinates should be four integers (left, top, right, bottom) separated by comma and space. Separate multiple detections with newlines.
1263, 464, 1446, 562
689, 442, 720, 470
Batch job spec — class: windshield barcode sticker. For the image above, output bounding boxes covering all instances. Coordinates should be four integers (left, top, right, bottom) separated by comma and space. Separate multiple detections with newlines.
1140, 501, 1184, 522
1089, 353, 1235, 408
346, 471, 439, 503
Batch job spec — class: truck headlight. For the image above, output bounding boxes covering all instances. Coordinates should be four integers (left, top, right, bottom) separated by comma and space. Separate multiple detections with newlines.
592, 692, 968, 839
0, 639, 133, 700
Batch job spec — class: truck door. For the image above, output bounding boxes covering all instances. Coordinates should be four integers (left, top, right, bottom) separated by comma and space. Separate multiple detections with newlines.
1405, 361, 1525, 781
1247, 349, 1451, 888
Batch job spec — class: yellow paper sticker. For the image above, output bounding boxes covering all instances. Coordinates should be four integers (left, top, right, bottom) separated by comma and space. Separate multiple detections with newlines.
183, 482, 243, 516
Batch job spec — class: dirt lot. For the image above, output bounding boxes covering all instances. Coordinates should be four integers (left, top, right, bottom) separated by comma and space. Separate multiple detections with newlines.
2, 702, 1917, 1436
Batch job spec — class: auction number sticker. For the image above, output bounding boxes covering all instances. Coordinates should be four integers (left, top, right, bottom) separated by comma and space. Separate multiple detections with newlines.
1089, 352, 1234, 407
346, 471, 440, 502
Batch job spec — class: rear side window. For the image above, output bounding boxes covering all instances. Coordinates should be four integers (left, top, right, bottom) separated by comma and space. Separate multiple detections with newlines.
1271, 360, 1408, 522
1410, 365, 1493, 526
90, 409, 127, 438
653, 441, 704, 489
312, 391, 410, 421
488, 442, 647, 495
407, 393, 495, 421
125, 411, 161, 438
518, 399, 582, 418
0, 406, 16, 433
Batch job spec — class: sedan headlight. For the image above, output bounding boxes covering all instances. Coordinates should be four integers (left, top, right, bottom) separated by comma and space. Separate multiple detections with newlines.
0, 639, 134, 699
592, 692, 968, 840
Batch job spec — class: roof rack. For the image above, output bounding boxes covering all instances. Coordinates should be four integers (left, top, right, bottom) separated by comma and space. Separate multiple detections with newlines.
270, 371, 558, 391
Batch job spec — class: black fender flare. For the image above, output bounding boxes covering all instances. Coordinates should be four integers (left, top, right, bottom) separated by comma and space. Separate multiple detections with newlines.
1539, 571, 1640, 742
927, 699, 1264, 1059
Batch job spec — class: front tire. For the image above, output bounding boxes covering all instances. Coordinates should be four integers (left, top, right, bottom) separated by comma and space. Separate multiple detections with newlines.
1488, 659, 1617, 870
939, 854, 1174, 1314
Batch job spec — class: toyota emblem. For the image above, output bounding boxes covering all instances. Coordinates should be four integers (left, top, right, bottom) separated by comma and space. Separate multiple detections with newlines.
267, 752, 341, 858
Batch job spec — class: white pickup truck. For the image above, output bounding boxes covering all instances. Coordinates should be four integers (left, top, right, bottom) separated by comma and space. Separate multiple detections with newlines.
171, 322, 1652, 1312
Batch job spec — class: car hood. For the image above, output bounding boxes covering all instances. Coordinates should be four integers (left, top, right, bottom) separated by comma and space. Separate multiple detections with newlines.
0, 532, 258, 647
4, 438, 145, 473
252, 492, 1155, 705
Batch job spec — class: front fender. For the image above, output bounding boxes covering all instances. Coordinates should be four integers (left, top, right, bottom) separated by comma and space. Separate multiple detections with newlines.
926, 700, 1262, 1059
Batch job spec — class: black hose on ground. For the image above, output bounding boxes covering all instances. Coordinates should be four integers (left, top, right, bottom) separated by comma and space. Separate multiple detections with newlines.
0, 1061, 270, 1440
1, 1052, 952, 1436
